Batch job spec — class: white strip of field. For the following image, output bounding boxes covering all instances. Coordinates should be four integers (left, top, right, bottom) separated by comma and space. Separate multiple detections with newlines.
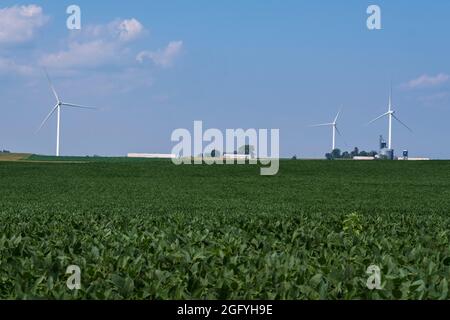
128, 153, 176, 159
223, 154, 252, 160
398, 157, 431, 161
353, 156, 376, 160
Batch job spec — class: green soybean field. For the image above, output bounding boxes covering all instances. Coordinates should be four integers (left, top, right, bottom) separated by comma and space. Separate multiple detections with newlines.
1, 158, 450, 299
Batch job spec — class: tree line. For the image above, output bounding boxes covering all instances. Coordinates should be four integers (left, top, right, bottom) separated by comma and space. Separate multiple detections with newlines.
325, 147, 378, 160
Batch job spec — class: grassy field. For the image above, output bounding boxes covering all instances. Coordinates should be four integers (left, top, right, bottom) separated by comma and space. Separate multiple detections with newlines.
1, 158, 450, 299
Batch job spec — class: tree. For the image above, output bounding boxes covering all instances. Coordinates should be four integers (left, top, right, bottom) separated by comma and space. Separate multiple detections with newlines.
342, 151, 351, 159
351, 147, 359, 158
325, 153, 333, 160
359, 150, 368, 157
331, 148, 341, 159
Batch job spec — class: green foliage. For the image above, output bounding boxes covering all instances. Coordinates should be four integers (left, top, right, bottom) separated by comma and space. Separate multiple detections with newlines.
0, 159, 450, 299
343, 212, 363, 236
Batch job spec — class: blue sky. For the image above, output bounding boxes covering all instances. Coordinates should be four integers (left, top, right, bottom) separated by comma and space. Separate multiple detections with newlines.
1, 0, 449, 158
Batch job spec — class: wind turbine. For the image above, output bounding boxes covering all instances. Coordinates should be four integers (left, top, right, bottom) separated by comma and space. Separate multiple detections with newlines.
310, 108, 343, 152
37, 69, 97, 157
368, 86, 412, 150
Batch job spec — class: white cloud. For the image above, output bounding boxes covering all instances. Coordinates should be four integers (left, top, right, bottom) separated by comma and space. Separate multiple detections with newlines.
402, 73, 450, 90
40, 40, 120, 69
118, 19, 144, 42
70, 19, 145, 43
1, 12, 181, 94
40, 18, 145, 70
0, 57, 35, 76
35, 18, 157, 94
0, 5, 48, 45
137, 41, 183, 68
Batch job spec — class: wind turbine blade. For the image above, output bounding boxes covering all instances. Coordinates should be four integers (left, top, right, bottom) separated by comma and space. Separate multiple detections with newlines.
335, 126, 349, 148
393, 114, 413, 133
36, 104, 58, 133
367, 112, 389, 125
334, 108, 342, 123
309, 123, 333, 128
389, 82, 393, 112
44, 68, 59, 102
61, 103, 97, 110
